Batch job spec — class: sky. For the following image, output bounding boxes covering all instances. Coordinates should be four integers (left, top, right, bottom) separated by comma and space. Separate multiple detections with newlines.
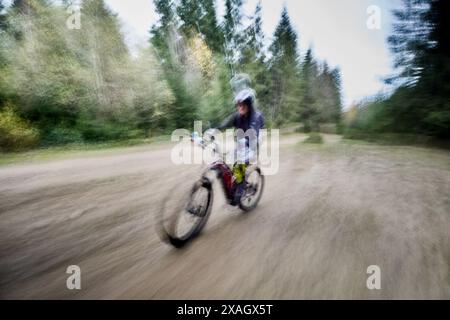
3, 0, 403, 107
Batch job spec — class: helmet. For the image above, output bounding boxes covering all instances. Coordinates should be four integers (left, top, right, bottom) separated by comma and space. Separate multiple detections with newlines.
234, 88, 256, 106
230, 73, 256, 108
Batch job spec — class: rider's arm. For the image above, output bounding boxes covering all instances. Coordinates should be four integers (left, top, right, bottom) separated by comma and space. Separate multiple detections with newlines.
248, 112, 265, 138
217, 113, 236, 131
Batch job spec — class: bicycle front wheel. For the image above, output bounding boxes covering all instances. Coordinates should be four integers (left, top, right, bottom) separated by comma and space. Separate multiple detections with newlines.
165, 178, 214, 248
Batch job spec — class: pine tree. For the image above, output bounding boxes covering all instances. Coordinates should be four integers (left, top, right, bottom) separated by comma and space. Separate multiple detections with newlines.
177, 0, 223, 53
239, 1, 270, 119
150, 0, 199, 130
387, 0, 431, 86
10, 0, 49, 14
269, 7, 298, 65
415, 0, 450, 137
329, 67, 343, 123
199, 0, 223, 53
222, 0, 244, 71
0, 0, 6, 31
11, 0, 29, 12
150, 0, 176, 57
241, 1, 264, 64
268, 6, 301, 124
177, 0, 202, 36
386, 0, 450, 137
298, 48, 318, 131
313, 63, 342, 125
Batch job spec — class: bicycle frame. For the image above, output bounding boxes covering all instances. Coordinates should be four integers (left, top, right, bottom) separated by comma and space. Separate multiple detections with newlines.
206, 160, 235, 201
193, 132, 237, 202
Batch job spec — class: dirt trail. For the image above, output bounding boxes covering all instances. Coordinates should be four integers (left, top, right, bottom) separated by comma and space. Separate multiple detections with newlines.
0, 134, 449, 299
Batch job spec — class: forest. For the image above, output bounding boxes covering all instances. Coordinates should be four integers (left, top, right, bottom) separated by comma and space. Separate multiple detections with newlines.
346, 0, 450, 141
0, 0, 448, 152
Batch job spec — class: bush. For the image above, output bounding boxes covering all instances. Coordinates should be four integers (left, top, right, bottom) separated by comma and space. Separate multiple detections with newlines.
343, 130, 438, 146
318, 123, 338, 134
0, 103, 40, 152
41, 127, 83, 146
78, 119, 144, 142
303, 132, 324, 144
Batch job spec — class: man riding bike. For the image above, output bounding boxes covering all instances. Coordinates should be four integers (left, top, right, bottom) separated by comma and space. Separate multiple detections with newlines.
216, 74, 265, 206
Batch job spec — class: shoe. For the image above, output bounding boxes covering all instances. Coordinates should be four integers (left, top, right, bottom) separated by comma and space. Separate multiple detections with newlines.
186, 205, 198, 215
230, 182, 246, 206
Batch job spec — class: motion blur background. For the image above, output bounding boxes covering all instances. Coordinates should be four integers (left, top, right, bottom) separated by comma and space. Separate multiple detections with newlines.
0, 0, 448, 150
0, 0, 449, 299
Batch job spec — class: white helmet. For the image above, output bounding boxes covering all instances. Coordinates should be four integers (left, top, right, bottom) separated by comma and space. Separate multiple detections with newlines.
234, 88, 256, 105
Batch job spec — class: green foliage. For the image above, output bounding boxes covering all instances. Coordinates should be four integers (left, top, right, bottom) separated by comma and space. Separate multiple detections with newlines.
238, 1, 271, 121
198, 58, 234, 127
177, 0, 223, 53
41, 127, 83, 146
0, 0, 6, 31
0, 0, 346, 152
348, 0, 450, 140
268, 7, 301, 125
223, 0, 244, 70
0, 0, 173, 148
77, 119, 143, 142
0, 102, 39, 151
298, 49, 342, 132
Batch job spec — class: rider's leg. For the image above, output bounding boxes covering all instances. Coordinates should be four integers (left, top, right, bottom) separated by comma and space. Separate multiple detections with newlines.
231, 163, 247, 205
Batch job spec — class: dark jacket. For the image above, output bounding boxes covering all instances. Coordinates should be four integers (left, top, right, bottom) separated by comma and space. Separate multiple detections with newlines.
218, 104, 265, 137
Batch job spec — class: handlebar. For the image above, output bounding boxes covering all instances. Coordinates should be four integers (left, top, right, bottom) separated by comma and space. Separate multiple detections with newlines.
191, 130, 223, 159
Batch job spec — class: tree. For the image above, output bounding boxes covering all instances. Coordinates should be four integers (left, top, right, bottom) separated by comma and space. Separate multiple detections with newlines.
0, 0, 7, 31
268, 6, 301, 124
200, 0, 223, 53
79, 0, 129, 112
196, 0, 224, 53
387, 0, 431, 86
418, 0, 450, 137
0, 0, 7, 105
239, 1, 270, 119
350, 0, 450, 139
11, 0, 32, 13
298, 48, 318, 131
150, 0, 176, 58
387, 0, 450, 137
222, 0, 244, 71
177, 0, 202, 36
10, 0, 51, 14
329, 67, 343, 123
176, 0, 223, 53
150, 0, 199, 129
1, 0, 89, 138
314, 63, 342, 125
241, 1, 264, 64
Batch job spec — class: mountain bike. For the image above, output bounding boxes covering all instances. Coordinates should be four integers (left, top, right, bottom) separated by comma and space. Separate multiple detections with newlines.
158, 131, 264, 248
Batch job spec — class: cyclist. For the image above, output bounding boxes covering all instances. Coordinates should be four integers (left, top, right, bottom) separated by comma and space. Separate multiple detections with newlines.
216, 74, 265, 205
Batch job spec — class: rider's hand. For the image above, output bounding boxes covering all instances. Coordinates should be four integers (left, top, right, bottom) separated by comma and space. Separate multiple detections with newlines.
191, 132, 203, 145
203, 128, 217, 141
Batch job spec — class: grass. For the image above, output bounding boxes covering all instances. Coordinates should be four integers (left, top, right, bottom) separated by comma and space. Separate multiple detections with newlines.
343, 130, 450, 149
303, 132, 324, 144
0, 135, 171, 167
